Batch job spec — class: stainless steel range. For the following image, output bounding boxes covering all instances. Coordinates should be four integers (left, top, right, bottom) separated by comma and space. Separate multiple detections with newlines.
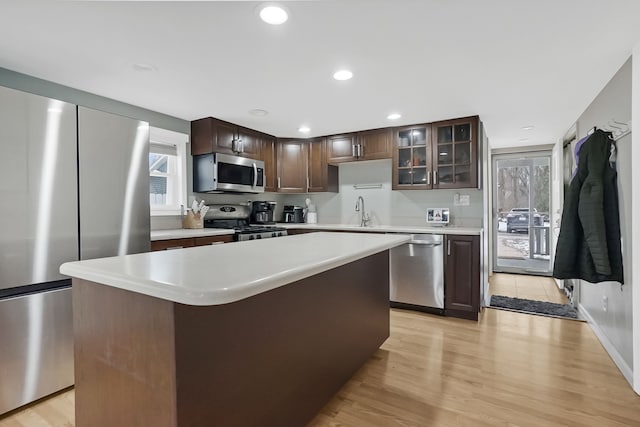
204, 203, 288, 241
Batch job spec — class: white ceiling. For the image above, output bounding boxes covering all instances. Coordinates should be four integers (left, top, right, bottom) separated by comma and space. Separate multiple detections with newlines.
1, 1, 640, 148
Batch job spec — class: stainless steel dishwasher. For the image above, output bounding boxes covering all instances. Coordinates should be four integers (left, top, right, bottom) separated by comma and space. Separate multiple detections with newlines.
389, 233, 444, 314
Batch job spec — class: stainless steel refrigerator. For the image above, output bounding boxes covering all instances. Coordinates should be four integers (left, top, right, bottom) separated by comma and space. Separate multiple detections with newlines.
0, 86, 150, 415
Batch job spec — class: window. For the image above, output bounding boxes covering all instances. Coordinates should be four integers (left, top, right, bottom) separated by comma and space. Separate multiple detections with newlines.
149, 127, 188, 215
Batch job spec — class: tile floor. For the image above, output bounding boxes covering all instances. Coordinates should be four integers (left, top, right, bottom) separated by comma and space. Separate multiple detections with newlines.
489, 273, 569, 305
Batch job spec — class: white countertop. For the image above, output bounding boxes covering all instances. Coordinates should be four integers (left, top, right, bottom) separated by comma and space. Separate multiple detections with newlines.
151, 228, 235, 241
61, 232, 409, 306
278, 223, 482, 235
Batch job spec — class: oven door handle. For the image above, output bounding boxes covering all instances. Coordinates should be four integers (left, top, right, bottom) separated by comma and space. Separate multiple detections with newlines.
252, 162, 258, 188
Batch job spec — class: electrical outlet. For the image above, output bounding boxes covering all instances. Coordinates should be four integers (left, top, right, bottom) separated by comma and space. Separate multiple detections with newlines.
453, 194, 470, 206
602, 295, 608, 312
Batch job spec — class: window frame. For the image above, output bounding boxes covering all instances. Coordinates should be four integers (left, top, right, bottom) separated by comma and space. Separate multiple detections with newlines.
149, 127, 188, 216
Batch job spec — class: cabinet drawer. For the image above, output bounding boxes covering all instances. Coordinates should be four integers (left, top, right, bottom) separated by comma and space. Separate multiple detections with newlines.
195, 235, 234, 246
150, 238, 196, 251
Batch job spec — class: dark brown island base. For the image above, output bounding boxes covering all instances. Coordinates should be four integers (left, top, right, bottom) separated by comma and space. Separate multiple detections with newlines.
64, 233, 408, 427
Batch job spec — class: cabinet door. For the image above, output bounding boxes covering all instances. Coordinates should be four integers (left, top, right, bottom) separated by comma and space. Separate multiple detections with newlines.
432, 116, 478, 189
392, 125, 431, 190
236, 127, 262, 159
326, 133, 357, 163
358, 128, 392, 160
262, 136, 278, 192
444, 235, 480, 320
277, 140, 308, 193
190, 117, 236, 155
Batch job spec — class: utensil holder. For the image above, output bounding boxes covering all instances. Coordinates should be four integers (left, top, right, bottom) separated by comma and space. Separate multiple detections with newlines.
183, 211, 203, 229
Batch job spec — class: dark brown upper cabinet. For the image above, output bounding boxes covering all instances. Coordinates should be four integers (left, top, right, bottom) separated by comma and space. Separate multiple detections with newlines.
326, 129, 392, 163
276, 138, 338, 193
308, 138, 338, 193
191, 117, 263, 160
277, 140, 308, 193
392, 116, 478, 190
393, 124, 432, 190
262, 136, 278, 193
431, 116, 478, 189
326, 133, 358, 163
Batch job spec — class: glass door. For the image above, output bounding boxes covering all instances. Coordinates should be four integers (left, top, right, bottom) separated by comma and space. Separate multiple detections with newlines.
493, 152, 552, 275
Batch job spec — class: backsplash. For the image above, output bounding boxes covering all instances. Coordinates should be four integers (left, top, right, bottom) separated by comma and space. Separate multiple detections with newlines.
152, 158, 483, 230
284, 159, 483, 227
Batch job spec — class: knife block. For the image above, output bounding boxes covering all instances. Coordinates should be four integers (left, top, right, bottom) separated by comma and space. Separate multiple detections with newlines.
183, 211, 203, 229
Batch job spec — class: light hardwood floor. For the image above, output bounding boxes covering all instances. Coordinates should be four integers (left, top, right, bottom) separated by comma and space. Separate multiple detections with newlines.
490, 272, 570, 304
2, 308, 639, 427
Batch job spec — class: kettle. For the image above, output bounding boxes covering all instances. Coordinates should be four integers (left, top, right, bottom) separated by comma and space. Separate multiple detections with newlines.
282, 205, 304, 223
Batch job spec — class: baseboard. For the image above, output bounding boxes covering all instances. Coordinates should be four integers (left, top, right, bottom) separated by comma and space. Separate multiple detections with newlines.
577, 303, 633, 386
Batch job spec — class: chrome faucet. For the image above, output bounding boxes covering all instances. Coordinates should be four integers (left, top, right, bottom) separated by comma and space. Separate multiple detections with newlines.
355, 196, 371, 227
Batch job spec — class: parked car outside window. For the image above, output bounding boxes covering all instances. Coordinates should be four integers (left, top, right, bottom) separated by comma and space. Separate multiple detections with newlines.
506, 208, 542, 233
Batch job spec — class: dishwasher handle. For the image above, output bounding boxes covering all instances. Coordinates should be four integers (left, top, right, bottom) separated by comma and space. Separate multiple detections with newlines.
409, 240, 442, 247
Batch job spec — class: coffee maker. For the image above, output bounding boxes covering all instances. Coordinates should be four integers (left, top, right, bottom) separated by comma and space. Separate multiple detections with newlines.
282, 205, 305, 223
250, 201, 276, 224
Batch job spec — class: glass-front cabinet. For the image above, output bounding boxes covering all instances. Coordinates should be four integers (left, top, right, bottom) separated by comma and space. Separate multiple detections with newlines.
431, 116, 478, 189
393, 125, 431, 189
393, 116, 478, 190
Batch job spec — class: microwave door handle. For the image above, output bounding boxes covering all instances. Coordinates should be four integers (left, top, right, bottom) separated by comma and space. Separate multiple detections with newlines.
252, 162, 258, 188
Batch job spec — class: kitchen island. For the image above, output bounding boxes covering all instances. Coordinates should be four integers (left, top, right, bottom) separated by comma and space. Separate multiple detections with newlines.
60, 232, 408, 427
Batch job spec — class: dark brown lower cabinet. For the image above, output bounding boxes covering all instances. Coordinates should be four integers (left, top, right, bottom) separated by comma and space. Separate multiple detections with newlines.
444, 234, 480, 320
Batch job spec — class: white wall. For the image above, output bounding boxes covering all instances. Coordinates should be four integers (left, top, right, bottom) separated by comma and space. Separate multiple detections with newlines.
632, 43, 640, 396
575, 58, 633, 384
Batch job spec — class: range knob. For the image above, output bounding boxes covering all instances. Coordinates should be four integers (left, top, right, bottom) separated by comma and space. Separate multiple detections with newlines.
272, 232, 277, 237
256, 235, 262, 239
249, 235, 255, 240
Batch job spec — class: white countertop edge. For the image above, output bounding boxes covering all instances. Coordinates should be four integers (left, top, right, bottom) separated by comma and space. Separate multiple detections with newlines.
61, 233, 410, 306
150, 228, 235, 240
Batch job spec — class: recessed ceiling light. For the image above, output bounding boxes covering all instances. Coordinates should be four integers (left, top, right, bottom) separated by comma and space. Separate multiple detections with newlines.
249, 109, 269, 117
259, 4, 288, 25
132, 63, 156, 72
387, 113, 402, 120
522, 125, 534, 130
333, 70, 353, 81
298, 126, 311, 133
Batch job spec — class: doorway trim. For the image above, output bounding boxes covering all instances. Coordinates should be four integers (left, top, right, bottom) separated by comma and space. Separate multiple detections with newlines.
491, 147, 553, 276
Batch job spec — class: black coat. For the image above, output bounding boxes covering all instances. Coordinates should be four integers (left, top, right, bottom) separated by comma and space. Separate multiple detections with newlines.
553, 129, 624, 284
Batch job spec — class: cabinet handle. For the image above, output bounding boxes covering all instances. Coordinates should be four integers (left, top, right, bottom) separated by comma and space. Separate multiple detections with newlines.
209, 242, 225, 245
447, 240, 451, 256
166, 246, 184, 250
427, 171, 431, 185
238, 139, 244, 153
277, 177, 281, 189
307, 176, 310, 191
434, 170, 438, 184
358, 144, 363, 158
352, 145, 356, 157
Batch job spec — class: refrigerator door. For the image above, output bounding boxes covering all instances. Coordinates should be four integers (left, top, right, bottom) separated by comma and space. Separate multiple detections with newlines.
78, 107, 150, 259
0, 287, 74, 415
0, 86, 78, 290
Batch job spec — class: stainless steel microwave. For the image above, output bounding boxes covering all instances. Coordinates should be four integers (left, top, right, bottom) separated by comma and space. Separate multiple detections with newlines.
193, 153, 265, 193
